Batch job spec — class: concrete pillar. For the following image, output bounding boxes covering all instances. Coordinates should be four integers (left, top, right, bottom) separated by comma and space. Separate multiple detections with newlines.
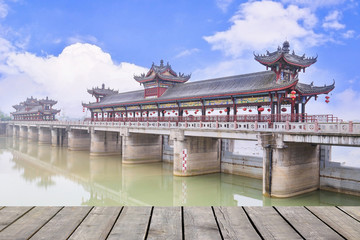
68, 129, 91, 151
38, 127, 51, 144
13, 126, 19, 137
259, 133, 319, 198
6, 125, 13, 137
51, 128, 68, 147
122, 132, 162, 164
28, 127, 39, 142
90, 130, 121, 156
171, 130, 220, 176
19, 126, 28, 139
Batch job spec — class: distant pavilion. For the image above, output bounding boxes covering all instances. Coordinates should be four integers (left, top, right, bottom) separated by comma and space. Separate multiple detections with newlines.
83, 41, 334, 122
12, 96, 60, 121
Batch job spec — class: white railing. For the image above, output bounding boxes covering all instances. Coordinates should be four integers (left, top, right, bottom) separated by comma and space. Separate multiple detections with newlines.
4, 120, 360, 135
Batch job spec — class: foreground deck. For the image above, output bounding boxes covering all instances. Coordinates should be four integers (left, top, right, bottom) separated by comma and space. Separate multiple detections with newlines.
0, 206, 359, 239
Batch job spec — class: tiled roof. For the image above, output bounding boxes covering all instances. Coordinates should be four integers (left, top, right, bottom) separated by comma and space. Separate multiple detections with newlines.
296, 82, 335, 95
85, 71, 298, 108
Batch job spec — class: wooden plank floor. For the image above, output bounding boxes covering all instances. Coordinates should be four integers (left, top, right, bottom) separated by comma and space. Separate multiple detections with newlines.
0, 206, 359, 239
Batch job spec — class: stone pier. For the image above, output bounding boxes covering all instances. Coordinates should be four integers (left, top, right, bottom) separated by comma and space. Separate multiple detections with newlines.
68, 129, 91, 151
28, 127, 39, 142
90, 130, 121, 156
259, 133, 319, 198
38, 127, 52, 144
51, 128, 68, 147
13, 126, 19, 137
19, 126, 28, 139
171, 130, 220, 176
121, 132, 162, 164
6, 125, 13, 137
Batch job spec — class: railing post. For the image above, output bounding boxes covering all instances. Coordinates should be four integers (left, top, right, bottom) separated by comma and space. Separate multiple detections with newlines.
285, 121, 290, 131
255, 121, 258, 130
200, 121, 202, 128
234, 119, 237, 129
349, 121, 353, 133
315, 121, 319, 132
216, 120, 218, 129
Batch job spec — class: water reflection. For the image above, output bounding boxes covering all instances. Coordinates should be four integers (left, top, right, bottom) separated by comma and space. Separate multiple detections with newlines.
1, 137, 360, 206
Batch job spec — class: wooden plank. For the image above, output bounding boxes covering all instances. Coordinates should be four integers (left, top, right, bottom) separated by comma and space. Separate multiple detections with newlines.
30, 206, 92, 240
0, 206, 62, 240
107, 206, 151, 240
147, 207, 182, 240
214, 207, 261, 240
244, 207, 302, 240
307, 206, 360, 240
276, 206, 342, 240
0, 207, 33, 232
68, 207, 121, 240
183, 207, 221, 240
338, 206, 360, 221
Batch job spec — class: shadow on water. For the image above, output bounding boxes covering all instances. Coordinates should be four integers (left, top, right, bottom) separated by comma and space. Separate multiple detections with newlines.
1, 137, 360, 206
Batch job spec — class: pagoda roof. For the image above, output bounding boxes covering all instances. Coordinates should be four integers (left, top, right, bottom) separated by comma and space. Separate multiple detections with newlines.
39, 97, 57, 105
87, 83, 119, 96
84, 71, 299, 108
134, 60, 190, 84
254, 41, 317, 68
296, 81, 335, 95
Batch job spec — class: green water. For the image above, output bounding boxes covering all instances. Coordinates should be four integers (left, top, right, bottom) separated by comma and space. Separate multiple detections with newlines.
0, 137, 359, 206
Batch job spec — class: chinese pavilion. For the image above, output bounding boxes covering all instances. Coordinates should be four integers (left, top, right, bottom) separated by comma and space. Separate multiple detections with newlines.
83, 41, 334, 122
12, 96, 60, 121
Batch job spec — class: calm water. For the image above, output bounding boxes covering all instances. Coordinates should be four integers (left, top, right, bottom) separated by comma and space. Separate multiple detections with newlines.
1, 137, 360, 206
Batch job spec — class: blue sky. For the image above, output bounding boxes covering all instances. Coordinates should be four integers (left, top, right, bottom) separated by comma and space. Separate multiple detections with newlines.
0, 0, 359, 119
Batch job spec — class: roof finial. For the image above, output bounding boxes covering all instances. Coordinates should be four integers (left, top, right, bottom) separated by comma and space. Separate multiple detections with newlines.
102, 83, 105, 89
160, 59, 164, 67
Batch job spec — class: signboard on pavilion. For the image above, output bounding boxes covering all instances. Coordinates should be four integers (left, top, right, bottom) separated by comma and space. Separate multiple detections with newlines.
159, 103, 178, 108
236, 96, 276, 104
103, 107, 113, 111
127, 105, 140, 110
114, 107, 125, 111
92, 109, 102, 113
205, 99, 232, 106
180, 101, 202, 107
142, 104, 157, 110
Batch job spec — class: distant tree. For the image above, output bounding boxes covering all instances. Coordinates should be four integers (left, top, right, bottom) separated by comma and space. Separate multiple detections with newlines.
0, 111, 11, 121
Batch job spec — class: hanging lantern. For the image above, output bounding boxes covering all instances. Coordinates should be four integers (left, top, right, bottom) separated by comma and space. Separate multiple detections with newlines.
168, 112, 170, 115
136, 112, 139, 115
325, 99, 330, 103
249, 109, 252, 112
291, 90, 296, 95
267, 108, 271, 112
83, 107, 85, 112
281, 108, 287, 112
175, 113, 178, 115
258, 107, 264, 112
291, 94, 296, 100
153, 111, 156, 114
163, 110, 166, 113
150, 113, 153, 116
211, 109, 214, 112
243, 108, 247, 111
325, 96, 330, 99
172, 110, 175, 113
224, 109, 228, 112
194, 112, 197, 114
219, 111, 223, 114
208, 111, 211, 114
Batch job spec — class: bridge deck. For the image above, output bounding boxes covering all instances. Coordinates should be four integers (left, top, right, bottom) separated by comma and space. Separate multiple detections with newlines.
0, 206, 359, 239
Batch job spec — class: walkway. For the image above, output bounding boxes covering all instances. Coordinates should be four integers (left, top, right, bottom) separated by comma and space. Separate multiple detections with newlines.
0, 206, 359, 239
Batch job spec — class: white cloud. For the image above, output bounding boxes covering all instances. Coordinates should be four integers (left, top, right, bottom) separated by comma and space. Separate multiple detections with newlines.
0, 0, 8, 18
0, 42, 147, 118
67, 35, 98, 45
342, 30, 355, 39
281, 0, 345, 9
204, 1, 324, 58
322, 10, 346, 30
175, 48, 200, 58
216, 0, 234, 12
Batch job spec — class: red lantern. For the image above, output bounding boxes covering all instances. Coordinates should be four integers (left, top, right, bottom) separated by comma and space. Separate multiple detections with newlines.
150, 113, 153, 116
83, 107, 85, 112
224, 109, 228, 112
243, 108, 247, 111
291, 95, 296, 100
172, 110, 175, 113
267, 108, 271, 112
258, 107, 264, 112
291, 90, 296, 95
325, 99, 330, 103
168, 112, 170, 115
208, 111, 211, 114
325, 96, 330, 99
219, 111, 223, 114
281, 108, 287, 112
153, 111, 156, 114
194, 112, 197, 114
164, 110, 166, 113
211, 109, 214, 112
249, 109, 252, 112
175, 113, 178, 115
